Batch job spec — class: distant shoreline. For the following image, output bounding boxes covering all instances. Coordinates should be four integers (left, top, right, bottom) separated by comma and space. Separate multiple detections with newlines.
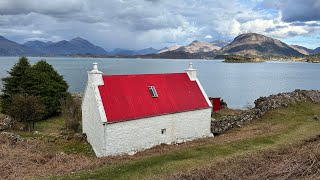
1, 56, 319, 64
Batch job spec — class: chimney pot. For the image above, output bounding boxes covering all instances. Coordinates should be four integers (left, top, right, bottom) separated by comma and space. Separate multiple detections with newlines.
93, 62, 99, 71
88, 62, 103, 85
185, 62, 197, 81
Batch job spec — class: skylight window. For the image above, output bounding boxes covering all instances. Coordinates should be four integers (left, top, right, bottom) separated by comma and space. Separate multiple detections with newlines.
148, 86, 158, 98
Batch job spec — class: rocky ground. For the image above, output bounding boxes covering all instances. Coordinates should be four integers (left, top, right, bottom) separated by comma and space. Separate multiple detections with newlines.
212, 89, 320, 134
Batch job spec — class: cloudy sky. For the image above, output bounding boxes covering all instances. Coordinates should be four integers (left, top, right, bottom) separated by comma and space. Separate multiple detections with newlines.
0, 0, 319, 50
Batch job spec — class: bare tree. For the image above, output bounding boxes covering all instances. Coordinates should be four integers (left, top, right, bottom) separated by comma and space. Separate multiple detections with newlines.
61, 96, 82, 132
7, 94, 44, 131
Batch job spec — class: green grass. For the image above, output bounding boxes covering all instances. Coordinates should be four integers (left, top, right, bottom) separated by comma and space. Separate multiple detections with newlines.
17, 116, 64, 140
17, 116, 64, 138
35, 116, 65, 133
56, 140, 95, 156
15, 115, 95, 156
56, 102, 320, 180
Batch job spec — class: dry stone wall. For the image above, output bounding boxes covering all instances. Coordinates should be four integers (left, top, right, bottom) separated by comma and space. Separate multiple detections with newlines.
0, 116, 14, 131
211, 90, 320, 134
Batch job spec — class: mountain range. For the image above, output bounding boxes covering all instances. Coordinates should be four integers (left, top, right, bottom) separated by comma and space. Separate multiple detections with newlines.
0, 36, 36, 56
23, 37, 108, 55
156, 33, 320, 58
0, 33, 319, 58
0, 36, 161, 56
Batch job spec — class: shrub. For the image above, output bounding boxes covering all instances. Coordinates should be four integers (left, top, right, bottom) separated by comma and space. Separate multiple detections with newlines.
62, 95, 82, 132
1, 57, 31, 113
220, 99, 228, 109
7, 94, 45, 131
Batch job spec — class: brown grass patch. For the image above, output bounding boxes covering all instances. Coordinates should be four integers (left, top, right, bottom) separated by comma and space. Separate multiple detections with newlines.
167, 135, 320, 180
0, 118, 284, 180
0, 135, 104, 180
0, 113, 5, 121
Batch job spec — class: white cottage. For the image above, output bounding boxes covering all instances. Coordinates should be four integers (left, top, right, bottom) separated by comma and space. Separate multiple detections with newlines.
82, 63, 213, 157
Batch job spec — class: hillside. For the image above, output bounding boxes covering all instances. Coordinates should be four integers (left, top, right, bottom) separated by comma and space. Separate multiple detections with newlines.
210, 40, 230, 48
221, 33, 303, 56
313, 47, 320, 54
134, 47, 160, 55
289, 45, 312, 55
154, 41, 219, 59
0, 36, 37, 56
110, 47, 160, 55
155, 34, 311, 59
159, 45, 183, 53
23, 40, 53, 51
43, 37, 108, 55
1, 91, 319, 179
175, 40, 220, 53
159, 40, 228, 55
305, 52, 320, 62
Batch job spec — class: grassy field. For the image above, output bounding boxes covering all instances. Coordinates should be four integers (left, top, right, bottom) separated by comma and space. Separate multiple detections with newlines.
169, 136, 320, 179
0, 102, 319, 179
60, 102, 320, 179
11, 115, 94, 156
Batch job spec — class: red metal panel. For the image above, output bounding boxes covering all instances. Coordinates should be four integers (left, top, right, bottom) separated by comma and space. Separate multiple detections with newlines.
211, 98, 221, 112
98, 73, 210, 123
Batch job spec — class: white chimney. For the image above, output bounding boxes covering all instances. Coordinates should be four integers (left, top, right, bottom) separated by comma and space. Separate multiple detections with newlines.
88, 62, 104, 86
185, 62, 197, 81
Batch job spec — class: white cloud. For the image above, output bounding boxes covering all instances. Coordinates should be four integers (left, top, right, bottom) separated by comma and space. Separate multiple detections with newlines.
241, 19, 278, 33
31, 30, 43, 35
267, 25, 309, 38
0, 0, 319, 49
238, 18, 315, 38
229, 20, 241, 36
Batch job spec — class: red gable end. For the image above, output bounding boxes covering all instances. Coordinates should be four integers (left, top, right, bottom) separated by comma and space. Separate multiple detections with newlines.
98, 73, 210, 123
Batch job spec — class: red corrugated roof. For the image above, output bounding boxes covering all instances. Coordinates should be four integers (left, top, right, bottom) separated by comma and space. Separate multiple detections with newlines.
98, 73, 209, 123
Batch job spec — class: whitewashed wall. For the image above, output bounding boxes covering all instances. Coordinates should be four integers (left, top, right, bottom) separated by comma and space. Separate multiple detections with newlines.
103, 108, 212, 156
82, 63, 213, 157
82, 84, 106, 157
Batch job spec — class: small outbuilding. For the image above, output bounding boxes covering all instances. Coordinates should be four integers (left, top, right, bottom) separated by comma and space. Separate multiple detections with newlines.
82, 63, 212, 157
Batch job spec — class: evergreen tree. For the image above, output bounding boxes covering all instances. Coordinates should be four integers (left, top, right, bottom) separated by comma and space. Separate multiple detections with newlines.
25, 60, 69, 118
0, 57, 31, 113
1, 58, 69, 118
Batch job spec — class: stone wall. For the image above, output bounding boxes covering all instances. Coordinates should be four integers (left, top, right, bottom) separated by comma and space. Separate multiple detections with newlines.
211, 90, 320, 134
0, 116, 14, 131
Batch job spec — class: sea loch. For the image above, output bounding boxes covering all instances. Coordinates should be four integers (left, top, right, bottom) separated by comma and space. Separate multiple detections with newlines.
0, 57, 319, 108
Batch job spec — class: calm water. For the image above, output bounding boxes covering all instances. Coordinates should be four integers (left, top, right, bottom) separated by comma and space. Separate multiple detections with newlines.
0, 57, 319, 108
